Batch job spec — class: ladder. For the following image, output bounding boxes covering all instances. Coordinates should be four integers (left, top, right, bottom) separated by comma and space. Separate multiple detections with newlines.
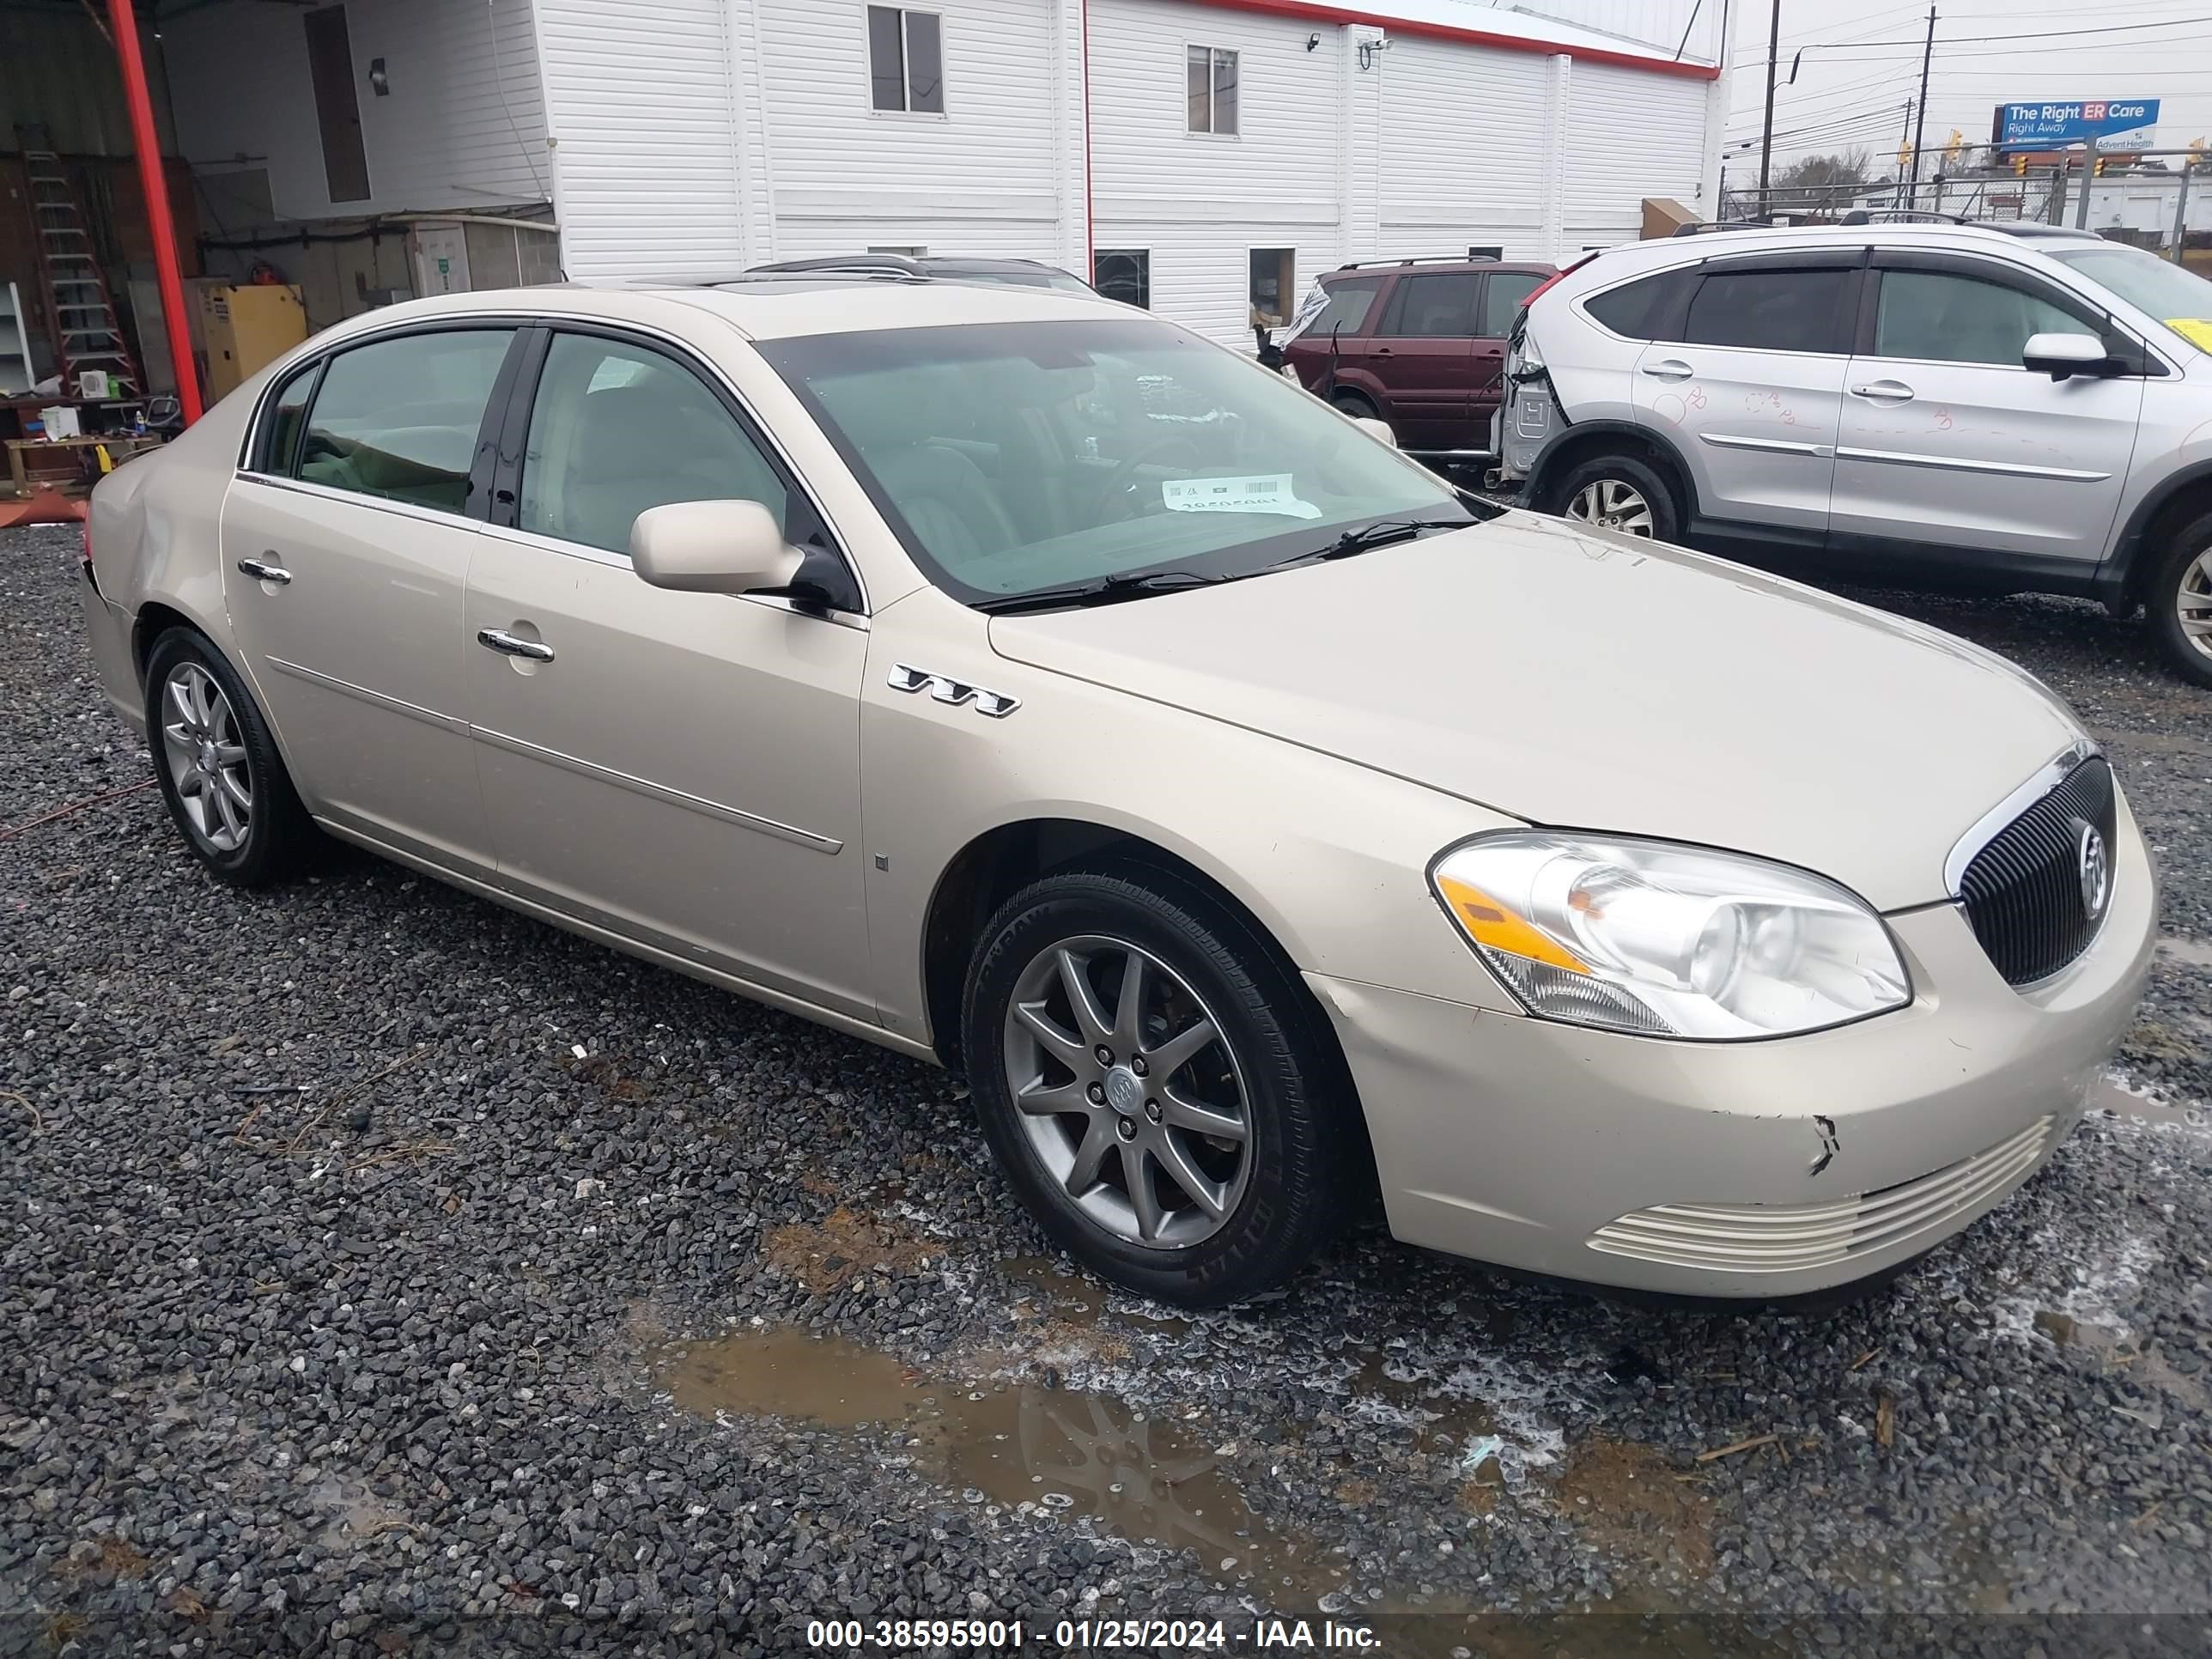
22, 151, 143, 400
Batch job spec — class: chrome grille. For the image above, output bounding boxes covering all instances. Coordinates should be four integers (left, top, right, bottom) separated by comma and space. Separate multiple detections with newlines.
1958, 755, 2116, 987
1587, 1116, 2057, 1274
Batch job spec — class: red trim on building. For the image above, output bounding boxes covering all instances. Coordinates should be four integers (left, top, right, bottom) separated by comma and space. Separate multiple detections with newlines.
1191, 0, 1723, 81
1080, 0, 1097, 283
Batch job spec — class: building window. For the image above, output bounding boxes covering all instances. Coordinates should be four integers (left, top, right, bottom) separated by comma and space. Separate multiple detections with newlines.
1095, 250, 1151, 309
1249, 248, 1294, 327
868, 6, 945, 114
1186, 46, 1238, 135
1468, 246, 1503, 261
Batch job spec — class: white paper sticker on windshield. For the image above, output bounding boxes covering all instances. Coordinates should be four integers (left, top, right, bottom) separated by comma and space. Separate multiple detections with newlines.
1161, 474, 1322, 520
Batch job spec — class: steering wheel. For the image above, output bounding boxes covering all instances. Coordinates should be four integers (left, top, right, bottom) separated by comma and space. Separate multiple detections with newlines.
1091, 436, 1201, 520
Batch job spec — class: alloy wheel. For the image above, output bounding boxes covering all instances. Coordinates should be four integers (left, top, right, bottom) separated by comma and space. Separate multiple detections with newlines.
1568, 478, 1656, 536
2180, 548, 2212, 662
160, 662, 253, 853
1000, 935, 1252, 1250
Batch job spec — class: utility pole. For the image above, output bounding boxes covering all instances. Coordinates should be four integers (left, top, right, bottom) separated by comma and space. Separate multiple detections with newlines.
1757, 0, 1780, 218
1906, 6, 1936, 208
1898, 100, 1916, 192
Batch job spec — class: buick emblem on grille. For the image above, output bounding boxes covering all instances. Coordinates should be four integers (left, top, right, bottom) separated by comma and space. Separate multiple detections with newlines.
2074, 817, 2111, 921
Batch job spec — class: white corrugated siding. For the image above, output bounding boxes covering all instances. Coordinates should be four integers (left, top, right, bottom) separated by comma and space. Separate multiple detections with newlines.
1376, 35, 1553, 258
1563, 61, 1709, 245
757, 0, 1063, 261
536, 0, 743, 279
166, 0, 546, 220
1089, 0, 1346, 343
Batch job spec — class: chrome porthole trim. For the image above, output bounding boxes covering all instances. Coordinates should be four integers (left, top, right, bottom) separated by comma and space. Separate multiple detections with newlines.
888, 663, 1021, 718
1941, 738, 2101, 898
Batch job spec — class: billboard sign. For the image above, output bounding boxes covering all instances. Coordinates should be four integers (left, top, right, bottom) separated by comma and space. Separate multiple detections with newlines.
1993, 99, 2159, 153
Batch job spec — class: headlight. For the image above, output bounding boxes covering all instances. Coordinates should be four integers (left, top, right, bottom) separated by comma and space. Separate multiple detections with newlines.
1430, 832, 1910, 1040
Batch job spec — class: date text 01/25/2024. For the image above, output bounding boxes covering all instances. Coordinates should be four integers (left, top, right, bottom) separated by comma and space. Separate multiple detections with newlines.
804, 1618, 1384, 1650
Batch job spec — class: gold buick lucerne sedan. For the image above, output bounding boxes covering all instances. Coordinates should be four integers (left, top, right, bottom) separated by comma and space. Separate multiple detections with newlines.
79, 276, 2155, 1307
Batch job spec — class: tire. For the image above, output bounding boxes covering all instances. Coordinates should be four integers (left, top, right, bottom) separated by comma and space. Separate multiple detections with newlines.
1546, 451, 1681, 543
1330, 390, 1380, 422
2148, 513, 2212, 690
143, 629, 319, 885
961, 862, 1357, 1308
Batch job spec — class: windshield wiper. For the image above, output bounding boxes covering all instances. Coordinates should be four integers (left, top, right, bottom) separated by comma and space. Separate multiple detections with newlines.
1267, 517, 1475, 572
973, 569, 1224, 616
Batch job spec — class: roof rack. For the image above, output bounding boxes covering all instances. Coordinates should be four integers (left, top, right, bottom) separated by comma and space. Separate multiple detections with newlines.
1332, 253, 1496, 270
1838, 208, 1972, 226
749, 253, 929, 276
1667, 218, 1790, 237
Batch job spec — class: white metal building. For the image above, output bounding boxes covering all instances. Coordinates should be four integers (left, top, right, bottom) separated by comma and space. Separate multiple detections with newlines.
149, 0, 1729, 346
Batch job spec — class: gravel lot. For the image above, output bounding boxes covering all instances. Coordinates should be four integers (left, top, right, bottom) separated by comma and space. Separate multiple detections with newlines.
3, 521, 2209, 1657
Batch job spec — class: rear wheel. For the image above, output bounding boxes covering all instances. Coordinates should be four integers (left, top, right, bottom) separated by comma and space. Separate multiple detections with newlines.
2148, 514, 2212, 689
962, 864, 1355, 1308
1547, 452, 1680, 542
144, 629, 318, 884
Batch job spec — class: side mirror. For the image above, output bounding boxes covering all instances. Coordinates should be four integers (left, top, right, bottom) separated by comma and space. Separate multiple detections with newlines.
2023, 331, 2109, 381
630, 500, 804, 594
1353, 416, 1398, 449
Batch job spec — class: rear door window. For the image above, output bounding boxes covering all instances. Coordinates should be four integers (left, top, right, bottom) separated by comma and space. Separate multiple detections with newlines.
1585, 272, 1680, 340
295, 329, 515, 514
1304, 276, 1387, 337
1379, 272, 1480, 338
1683, 268, 1850, 354
1477, 271, 1546, 337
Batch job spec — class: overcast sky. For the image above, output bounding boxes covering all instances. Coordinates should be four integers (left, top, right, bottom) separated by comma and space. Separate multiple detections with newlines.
1722, 0, 2212, 177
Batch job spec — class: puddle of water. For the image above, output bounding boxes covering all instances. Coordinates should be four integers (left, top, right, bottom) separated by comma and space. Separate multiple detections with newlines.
2086, 1074, 2205, 1130
1342, 1355, 1498, 1456
1004, 1256, 1194, 1335
648, 1327, 1345, 1595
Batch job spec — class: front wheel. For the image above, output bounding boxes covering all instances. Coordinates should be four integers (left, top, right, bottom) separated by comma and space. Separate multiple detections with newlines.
2148, 515, 2212, 689
1547, 452, 1680, 542
962, 865, 1357, 1308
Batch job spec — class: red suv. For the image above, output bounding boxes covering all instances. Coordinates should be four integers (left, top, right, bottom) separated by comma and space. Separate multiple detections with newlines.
1281, 257, 1556, 457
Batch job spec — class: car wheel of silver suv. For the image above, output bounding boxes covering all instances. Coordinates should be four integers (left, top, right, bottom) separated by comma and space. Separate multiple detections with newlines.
1548, 453, 1680, 543
962, 861, 1358, 1308
2150, 514, 2212, 690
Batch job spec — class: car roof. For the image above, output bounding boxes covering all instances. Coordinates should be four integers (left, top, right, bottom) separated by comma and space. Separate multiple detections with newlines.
331, 272, 1124, 345
1322, 257, 1555, 280
1640, 220, 2104, 254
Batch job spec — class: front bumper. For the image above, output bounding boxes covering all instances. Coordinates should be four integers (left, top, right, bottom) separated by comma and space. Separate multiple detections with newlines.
1312, 793, 2156, 1299
79, 558, 144, 733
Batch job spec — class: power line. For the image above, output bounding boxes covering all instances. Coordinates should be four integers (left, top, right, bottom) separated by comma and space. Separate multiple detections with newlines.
1803, 13, 2211, 47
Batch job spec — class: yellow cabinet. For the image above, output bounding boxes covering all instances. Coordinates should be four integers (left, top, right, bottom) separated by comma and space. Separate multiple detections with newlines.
198, 285, 308, 400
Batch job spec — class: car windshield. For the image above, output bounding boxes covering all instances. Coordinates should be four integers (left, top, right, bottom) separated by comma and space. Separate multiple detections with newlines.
756, 317, 1470, 606
2047, 242, 2212, 354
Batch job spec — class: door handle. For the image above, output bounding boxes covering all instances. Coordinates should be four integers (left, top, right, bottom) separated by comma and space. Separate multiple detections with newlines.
236, 556, 291, 585
1640, 359, 1694, 381
477, 628, 555, 662
1850, 380, 1916, 402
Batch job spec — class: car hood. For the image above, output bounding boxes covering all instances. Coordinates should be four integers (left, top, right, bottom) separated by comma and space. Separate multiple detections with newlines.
987, 512, 2085, 911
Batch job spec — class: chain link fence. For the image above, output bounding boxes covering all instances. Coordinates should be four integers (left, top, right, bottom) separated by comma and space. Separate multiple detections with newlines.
1717, 144, 2212, 269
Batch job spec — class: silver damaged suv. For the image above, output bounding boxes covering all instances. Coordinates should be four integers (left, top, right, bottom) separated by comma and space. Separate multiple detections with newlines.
1498, 222, 2212, 687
